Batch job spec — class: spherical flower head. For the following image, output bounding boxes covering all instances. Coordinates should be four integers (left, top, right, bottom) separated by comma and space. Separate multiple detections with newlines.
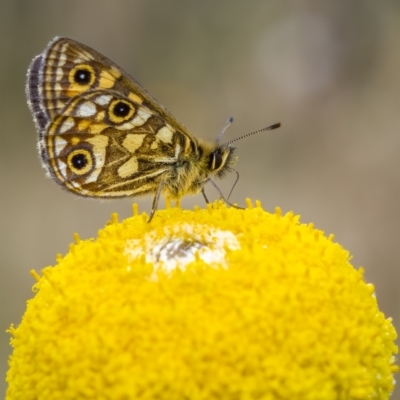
6, 200, 398, 400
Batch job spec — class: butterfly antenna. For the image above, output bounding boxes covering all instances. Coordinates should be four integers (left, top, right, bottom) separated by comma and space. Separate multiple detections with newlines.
223, 122, 281, 146
216, 117, 234, 145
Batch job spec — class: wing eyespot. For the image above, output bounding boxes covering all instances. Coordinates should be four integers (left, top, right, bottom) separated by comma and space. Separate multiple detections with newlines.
108, 99, 135, 124
113, 101, 130, 117
67, 149, 93, 175
69, 65, 96, 88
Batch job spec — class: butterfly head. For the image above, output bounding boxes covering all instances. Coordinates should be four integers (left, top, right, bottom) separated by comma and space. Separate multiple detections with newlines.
207, 143, 237, 179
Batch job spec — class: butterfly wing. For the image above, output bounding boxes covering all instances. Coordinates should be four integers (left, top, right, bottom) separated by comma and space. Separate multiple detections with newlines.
27, 37, 192, 134
44, 89, 186, 197
26, 37, 197, 198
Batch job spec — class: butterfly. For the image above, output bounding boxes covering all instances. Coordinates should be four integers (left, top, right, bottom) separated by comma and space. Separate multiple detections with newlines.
26, 37, 280, 221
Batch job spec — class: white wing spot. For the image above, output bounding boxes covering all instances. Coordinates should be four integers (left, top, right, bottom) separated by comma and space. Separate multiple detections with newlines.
56, 159, 68, 179
59, 117, 75, 134
76, 101, 97, 118
94, 95, 112, 106
56, 67, 64, 79
54, 137, 68, 156
156, 126, 174, 144
58, 53, 67, 67
131, 108, 151, 126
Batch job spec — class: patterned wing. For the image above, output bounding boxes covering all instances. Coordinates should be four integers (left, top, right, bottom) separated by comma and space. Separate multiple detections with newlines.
26, 37, 192, 136
43, 90, 185, 197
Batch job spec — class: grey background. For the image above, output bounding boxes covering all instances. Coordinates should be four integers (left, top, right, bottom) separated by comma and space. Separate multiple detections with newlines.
1, 1, 399, 397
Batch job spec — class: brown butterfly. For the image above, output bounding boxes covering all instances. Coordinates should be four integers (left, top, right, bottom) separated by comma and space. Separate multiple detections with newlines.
26, 37, 280, 220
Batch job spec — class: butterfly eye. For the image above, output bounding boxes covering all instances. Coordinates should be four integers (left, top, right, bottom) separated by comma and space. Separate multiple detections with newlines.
209, 151, 223, 171
69, 65, 96, 88
67, 149, 93, 175
108, 99, 135, 124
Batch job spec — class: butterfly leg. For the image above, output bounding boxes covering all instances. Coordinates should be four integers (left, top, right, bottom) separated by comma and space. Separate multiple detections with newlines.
227, 170, 240, 201
208, 179, 244, 210
148, 180, 165, 223
201, 188, 210, 204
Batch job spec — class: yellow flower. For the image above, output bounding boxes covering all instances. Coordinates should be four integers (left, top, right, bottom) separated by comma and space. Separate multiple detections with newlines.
6, 200, 398, 400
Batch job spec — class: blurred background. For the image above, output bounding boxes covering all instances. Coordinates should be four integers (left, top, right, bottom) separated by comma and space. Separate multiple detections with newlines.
1, 0, 399, 397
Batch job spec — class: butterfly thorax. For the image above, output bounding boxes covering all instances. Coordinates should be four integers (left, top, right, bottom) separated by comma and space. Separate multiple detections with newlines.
161, 133, 237, 199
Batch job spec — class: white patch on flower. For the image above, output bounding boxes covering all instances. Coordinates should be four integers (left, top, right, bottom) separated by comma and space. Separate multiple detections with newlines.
124, 223, 240, 276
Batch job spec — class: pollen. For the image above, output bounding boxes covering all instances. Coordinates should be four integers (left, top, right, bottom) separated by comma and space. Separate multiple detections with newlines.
6, 201, 398, 400
125, 223, 240, 276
